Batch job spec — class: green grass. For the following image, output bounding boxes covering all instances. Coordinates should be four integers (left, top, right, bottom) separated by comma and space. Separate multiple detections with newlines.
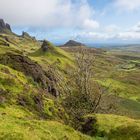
0, 64, 93, 140
0, 106, 93, 140
30, 44, 74, 69
0, 64, 68, 121
0, 33, 40, 54
97, 78, 140, 101
96, 76, 140, 119
119, 99, 140, 120
86, 114, 140, 140
0, 64, 28, 96
0, 46, 18, 55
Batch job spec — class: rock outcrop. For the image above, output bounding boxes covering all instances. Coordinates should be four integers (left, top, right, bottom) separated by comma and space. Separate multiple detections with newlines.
0, 53, 59, 96
22, 32, 31, 38
21, 31, 36, 40
0, 53, 47, 87
0, 19, 12, 33
5, 23, 11, 31
41, 40, 54, 52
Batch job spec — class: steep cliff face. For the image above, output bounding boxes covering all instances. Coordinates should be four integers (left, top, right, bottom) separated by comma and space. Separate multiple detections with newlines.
0, 19, 12, 33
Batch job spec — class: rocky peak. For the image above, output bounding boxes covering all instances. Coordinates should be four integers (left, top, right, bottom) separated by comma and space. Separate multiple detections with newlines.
0, 19, 12, 32
22, 32, 31, 38
5, 23, 11, 31
64, 40, 85, 47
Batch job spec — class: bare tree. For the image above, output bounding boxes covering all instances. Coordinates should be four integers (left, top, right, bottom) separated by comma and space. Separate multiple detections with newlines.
63, 47, 104, 127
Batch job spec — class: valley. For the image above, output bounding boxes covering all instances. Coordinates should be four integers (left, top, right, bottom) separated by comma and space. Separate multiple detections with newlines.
0, 19, 140, 140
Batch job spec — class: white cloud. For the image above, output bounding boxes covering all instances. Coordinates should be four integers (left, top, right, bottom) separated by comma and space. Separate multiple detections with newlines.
105, 25, 120, 32
131, 22, 140, 32
53, 21, 140, 42
115, 32, 140, 40
115, 0, 140, 11
0, 0, 98, 30
76, 31, 114, 41
76, 24, 140, 42
44, 21, 140, 42
83, 19, 99, 30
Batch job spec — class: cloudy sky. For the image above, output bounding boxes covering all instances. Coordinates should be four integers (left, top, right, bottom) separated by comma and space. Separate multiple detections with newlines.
0, 0, 140, 44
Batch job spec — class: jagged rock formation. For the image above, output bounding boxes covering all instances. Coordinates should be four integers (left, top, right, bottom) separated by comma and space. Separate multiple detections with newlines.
21, 31, 36, 40
0, 19, 12, 33
41, 40, 54, 52
63, 40, 85, 47
22, 32, 31, 38
5, 23, 11, 31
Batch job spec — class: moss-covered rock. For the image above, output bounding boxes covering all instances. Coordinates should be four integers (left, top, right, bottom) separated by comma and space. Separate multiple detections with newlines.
0, 53, 48, 87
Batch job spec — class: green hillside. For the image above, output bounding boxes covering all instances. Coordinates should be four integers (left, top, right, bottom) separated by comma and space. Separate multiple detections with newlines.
0, 63, 92, 140
85, 114, 140, 140
30, 40, 73, 68
0, 107, 92, 140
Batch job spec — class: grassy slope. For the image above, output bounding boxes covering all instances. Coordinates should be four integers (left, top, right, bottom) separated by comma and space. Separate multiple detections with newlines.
0, 33, 40, 54
86, 114, 140, 140
0, 64, 30, 96
0, 106, 93, 140
0, 63, 93, 140
0, 33, 73, 69
0, 37, 91, 140
30, 44, 74, 69
91, 51, 140, 119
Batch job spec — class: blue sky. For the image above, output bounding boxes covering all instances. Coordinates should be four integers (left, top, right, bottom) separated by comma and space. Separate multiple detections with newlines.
0, 0, 140, 44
